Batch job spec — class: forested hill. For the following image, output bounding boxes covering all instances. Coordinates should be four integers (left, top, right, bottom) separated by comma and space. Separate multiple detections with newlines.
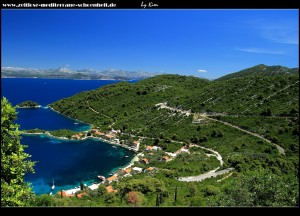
216, 64, 298, 81
49, 71, 299, 130
44, 66, 299, 206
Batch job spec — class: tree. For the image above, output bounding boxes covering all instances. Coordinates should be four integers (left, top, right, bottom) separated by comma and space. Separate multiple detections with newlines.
156, 192, 159, 206
80, 181, 84, 191
260, 107, 272, 116
159, 132, 165, 139
1, 97, 36, 206
97, 184, 107, 197
188, 185, 197, 197
174, 186, 178, 202
126, 191, 145, 206
172, 134, 177, 140
211, 170, 299, 206
33, 194, 54, 206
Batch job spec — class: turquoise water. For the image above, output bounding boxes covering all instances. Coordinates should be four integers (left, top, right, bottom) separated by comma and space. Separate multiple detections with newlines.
1, 78, 136, 195
16, 107, 91, 131
22, 135, 134, 195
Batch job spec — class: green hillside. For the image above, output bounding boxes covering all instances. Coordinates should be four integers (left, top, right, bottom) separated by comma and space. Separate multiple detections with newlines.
43, 67, 299, 207
50, 73, 299, 128
216, 64, 298, 81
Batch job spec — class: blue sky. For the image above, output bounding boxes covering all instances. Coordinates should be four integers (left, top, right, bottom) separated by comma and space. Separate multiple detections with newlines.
2, 9, 298, 79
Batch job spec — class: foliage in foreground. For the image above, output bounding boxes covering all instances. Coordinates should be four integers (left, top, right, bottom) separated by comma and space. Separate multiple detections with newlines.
1, 97, 36, 206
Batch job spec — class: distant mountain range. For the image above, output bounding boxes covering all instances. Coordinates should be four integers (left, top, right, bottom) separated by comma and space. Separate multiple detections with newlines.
1, 66, 163, 80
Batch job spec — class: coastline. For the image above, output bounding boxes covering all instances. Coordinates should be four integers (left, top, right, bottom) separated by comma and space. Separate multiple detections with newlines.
21, 106, 139, 196
23, 131, 139, 196
47, 105, 94, 130
21, 131, 138, 153
62, 152, 141, 196
46, 106, 139, 152
16, 105, 41, 109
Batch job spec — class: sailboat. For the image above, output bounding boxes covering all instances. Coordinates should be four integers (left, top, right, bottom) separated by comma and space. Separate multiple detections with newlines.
51, 179, 55, 190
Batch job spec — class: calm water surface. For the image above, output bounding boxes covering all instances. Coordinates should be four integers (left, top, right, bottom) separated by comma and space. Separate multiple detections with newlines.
1, 78, 135, 195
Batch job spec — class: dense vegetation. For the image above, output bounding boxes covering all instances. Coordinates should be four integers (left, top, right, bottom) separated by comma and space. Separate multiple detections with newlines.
2, 65, 298, 207
1, 98, 36, 206
16, 100, 40, 108
216, 64, 298, 81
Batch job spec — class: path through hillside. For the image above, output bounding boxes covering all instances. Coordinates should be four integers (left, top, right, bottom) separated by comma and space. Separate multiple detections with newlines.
178, 168, 234, 182
156, 103, 285, 155
205, 117, 285, 155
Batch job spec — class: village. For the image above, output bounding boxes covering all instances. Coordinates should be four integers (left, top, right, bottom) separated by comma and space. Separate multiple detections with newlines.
58, 127, 196, 199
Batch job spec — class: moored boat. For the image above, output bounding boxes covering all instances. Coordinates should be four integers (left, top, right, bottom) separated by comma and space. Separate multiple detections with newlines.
97, 175, 106, 180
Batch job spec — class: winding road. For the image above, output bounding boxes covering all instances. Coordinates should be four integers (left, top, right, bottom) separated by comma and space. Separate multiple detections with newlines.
206, 117, 285, 155
155, 102, 286, 182
177, 144, 233, 182
178, 168, 234, 182
156, 102, 285, 155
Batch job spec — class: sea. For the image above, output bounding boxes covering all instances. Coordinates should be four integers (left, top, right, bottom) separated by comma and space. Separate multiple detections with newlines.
1, 78, 136, 195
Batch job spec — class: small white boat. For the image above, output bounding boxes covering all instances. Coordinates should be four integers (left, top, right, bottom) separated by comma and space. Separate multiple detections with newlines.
112, 146, 117, 148
98, 175, 106, 180
74, 122, 79, 125
51, 179, 55, 190
125, 155, 129, 158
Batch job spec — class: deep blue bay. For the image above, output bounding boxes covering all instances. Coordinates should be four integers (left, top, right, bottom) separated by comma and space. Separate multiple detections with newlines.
1, 78, 136, 195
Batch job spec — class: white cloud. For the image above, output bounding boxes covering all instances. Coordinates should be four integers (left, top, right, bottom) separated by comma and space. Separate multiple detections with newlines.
198, 69, 207, 73
247, 18, 298, 45
261, 24, 298, 45
236, 47, 286, 55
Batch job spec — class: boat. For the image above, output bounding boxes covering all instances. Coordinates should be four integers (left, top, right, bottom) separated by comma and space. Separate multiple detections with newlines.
125, 155, 129, 158
112, 146, 117, 148
74, 122, 79, 125
51, 179, 55, 190
97, 175, 106, 181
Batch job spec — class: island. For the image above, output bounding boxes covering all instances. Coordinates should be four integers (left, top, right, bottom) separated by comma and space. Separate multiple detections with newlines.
16, 100, 41, 108
14, 64, 300, 207
46, 64, 298, 206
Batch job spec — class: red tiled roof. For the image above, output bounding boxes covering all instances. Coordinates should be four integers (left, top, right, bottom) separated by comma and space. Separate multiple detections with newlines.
146, 167, 154, 171
105, 134, 114, 139
142, 158, 149, 164
106, 175, 118, 182
59, 190, 67, 197
124, 168, 131, 174
76, 192, 87, 198
162, 156, 169, 161
106, 185, 118, 193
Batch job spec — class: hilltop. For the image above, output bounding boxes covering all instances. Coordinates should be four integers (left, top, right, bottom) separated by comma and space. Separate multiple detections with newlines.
216, 64, 298, 81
